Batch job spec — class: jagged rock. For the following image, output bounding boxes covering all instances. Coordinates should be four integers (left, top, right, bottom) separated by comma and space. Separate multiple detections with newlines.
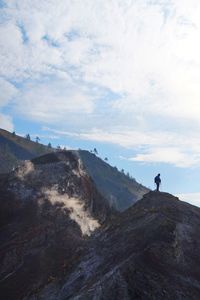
60, 192, 200, 300
0, 128, 149, 211
1, 151, 200, 300
0, 151, 112, 300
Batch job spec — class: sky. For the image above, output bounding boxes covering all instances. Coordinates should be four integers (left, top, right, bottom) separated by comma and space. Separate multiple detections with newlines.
1, 0, 200, 206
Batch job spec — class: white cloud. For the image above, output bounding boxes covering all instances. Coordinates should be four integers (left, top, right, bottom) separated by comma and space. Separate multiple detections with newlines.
130, 147, 199, 168
0, 78, 17, 107
44, 127, 200, 167
1, 1, 200, 166
0, 113, 14, 131
13, 79, 95, 123
177, 192, 200, 208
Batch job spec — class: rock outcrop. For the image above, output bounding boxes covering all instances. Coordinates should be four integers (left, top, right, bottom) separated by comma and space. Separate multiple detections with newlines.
60, 191, 200, 300
0, 129, 149, 211
0, 151, 112, 300
1, 150, 200, 300
19, 191, 200, 300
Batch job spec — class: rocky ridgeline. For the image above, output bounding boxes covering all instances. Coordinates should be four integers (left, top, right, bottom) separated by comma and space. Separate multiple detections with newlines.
26, 191, 200, 300
0, 151, 112, 300
0, 151, 200, 299
65, 192, 200, 299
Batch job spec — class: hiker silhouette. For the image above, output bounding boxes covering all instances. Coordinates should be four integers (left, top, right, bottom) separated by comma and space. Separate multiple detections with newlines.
154, 173, 161, 192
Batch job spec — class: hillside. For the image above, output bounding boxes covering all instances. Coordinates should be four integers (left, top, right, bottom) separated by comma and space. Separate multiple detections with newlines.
65, 191, 200, 299
78, 150, 149, 211
1, 177, 200, 300
32, 192, 200, 300
0, 129, 149, 210
0, 128, 52, 173
0, 151, 112, 300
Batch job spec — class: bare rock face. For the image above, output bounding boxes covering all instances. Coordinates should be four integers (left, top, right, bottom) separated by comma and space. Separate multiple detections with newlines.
0, 128, 149, 212
1, 151, 200, 300
0, 151, 112, 300
61, 192, 200, 300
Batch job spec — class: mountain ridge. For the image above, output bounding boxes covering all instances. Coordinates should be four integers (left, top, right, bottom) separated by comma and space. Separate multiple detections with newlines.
56, 191, 200, 300
0, 150, 113, 300
0, 128, 52, 173
1, 160, 200, 299
1, 131, 200, 299
0, 127, 149, 211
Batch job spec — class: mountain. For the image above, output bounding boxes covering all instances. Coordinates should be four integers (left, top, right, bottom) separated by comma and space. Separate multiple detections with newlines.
0, 128, 52, 173
78, 150, 149, 211
0, 151, 112, 300
1, 170, 200, 300
62, 191, 200, 299
0, 128, 149, 210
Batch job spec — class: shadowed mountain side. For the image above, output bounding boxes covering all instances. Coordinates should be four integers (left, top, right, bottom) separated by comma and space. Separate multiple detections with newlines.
0, 129, 149, 212
78, 150, 149, 211
55, 192, 200, 300
0, 151, 113, 300
0, 128, 52, 174
1, 150, 200, 299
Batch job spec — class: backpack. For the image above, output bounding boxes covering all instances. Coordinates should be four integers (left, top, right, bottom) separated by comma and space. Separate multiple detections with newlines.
154, 175, 161, 183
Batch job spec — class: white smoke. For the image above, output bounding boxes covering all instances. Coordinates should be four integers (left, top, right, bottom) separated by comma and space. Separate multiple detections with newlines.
16, 161, 34, 179
44, 187, 100, 236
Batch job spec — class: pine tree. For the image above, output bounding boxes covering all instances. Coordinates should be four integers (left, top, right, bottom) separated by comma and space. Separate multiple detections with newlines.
94, 148, 98, 155
25, 134, 31, 141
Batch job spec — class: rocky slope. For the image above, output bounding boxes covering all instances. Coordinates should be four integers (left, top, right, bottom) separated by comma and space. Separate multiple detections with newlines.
1, 151, 200, 300
0, 129, 149, 210
0, 151, 112, 300
27, 192, 200, 300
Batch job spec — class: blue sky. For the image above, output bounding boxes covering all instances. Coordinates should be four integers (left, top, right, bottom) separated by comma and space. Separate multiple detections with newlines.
1, 0, 200, 206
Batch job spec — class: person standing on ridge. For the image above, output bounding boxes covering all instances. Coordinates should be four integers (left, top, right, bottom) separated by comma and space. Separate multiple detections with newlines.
154, 173, 161, 192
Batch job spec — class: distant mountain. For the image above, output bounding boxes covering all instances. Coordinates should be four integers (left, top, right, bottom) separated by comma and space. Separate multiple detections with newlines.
78, 150, 149, 211
0, 128, 52, 173
0, 129, 149, 210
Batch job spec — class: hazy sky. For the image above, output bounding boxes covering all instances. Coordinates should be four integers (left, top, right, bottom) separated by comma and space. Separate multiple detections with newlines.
1, 0, 200, 206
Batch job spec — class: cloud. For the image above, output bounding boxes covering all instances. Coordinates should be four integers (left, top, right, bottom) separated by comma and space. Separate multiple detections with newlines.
0, 78, 17, 107
177, 192, 200, 208
1, 1, 200, 167
44, 127, 200, 168
130, 147, 199, 168
13, 79, 95, 123
0, 78, 16, 131
0, 113, 14, 131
